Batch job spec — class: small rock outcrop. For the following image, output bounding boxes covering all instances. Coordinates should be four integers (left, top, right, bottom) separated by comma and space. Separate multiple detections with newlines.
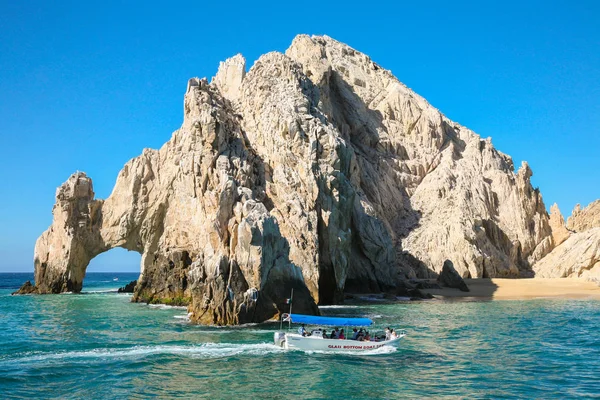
118, 280, 137, 293
437, 260, 470, 292
25, 34, 585, 325
12, 281, 38, 295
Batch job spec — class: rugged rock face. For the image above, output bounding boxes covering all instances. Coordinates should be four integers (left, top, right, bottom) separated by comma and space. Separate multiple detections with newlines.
567, 200, 600, 232
286, 35, 552, 280
28, 35, 565, 324
533, 228, 600, 281
534, 201, 600, 281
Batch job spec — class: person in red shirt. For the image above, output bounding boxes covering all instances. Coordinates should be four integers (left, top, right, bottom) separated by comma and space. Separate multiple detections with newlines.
339, 329, 345, 340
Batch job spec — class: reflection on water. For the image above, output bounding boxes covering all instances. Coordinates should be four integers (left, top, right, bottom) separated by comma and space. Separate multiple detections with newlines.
1, 273, 600, 398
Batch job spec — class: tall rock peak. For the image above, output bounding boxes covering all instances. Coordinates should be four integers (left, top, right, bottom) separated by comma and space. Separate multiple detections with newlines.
549, 203, 571, 246
211, 54, 246, 102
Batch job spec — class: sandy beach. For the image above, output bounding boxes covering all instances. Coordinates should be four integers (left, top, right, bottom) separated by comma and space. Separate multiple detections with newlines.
421, 278, 600, 300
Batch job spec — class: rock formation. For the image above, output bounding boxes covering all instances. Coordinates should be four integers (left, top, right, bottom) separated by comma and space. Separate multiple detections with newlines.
118, 280, 137, 293
549, 204, 571, 246
437, 260, 470, 292
12, 281, 37, 295
567, 200, 600, 232
26, 34, 589, 324
534, 201, 600, 281
533, 228, 600, 281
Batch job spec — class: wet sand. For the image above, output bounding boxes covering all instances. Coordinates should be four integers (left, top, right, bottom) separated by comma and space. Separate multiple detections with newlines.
422, 278, 600, 300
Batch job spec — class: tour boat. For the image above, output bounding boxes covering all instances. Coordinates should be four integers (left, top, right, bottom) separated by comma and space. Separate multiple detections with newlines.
274, 313, 406, 353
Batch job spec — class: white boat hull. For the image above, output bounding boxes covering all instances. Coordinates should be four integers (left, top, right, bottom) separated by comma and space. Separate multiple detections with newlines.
276, 333, 405, 352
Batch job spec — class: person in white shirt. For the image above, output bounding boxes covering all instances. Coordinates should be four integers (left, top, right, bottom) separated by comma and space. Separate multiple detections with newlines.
298, 324, 307, 336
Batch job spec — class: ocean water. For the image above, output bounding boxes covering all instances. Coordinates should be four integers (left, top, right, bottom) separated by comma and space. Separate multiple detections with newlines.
1, 273, 599, 399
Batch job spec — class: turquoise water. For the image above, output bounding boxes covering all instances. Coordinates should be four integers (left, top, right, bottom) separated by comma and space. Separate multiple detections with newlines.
1, 273, 599, 399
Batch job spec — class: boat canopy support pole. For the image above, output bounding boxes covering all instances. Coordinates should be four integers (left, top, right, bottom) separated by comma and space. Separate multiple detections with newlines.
288, 288, 293, 330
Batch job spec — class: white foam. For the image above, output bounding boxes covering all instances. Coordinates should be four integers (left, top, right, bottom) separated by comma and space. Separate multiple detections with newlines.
190, 328, 275, 335
1, 343, 283, 365
147, 304, 188, 310
173, 315, 189, 320
318, 305, 360, 309
358, 296, 386, 302
82, 290, 118, 294
211, 322, 259, 328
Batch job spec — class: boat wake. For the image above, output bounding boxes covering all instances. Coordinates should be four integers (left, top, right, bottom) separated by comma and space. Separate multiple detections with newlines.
189, 327, 276, 335
0, 343, 283, 366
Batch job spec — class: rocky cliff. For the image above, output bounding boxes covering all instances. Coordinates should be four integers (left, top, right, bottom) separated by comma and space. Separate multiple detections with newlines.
24, 35, 590, 324
534, 202, 600, 281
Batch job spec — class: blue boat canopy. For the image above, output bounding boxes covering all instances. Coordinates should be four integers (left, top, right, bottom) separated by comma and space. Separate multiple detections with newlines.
287, 313, 373, 327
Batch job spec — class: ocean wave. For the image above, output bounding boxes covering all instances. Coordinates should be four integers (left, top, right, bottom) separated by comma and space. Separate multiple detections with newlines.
318, 305, 360, 309
358, 296, 386, 302
0, 343, 283, 365
81, 290, 119, 294
147, 304, 188, 310
212, 322, 259, 328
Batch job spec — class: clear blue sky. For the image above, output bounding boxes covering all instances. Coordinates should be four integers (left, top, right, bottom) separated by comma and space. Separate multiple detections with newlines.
1, 0, 598, 272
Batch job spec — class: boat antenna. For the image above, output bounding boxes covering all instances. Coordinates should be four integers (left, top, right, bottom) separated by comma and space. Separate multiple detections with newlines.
288, 288, 293, 330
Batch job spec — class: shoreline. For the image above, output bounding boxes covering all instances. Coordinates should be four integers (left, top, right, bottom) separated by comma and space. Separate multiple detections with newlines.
420, 278, 600, 300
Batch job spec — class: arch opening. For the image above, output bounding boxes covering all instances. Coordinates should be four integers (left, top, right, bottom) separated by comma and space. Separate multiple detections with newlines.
82, 248, 142, 292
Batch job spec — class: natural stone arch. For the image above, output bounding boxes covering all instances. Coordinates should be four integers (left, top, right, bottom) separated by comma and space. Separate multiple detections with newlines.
33, 172, 146, 293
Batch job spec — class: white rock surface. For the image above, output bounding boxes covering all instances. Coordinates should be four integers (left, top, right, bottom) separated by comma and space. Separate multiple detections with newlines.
567, 200, 600, 232
549, 203, 571, 246
533, 228, 600, 282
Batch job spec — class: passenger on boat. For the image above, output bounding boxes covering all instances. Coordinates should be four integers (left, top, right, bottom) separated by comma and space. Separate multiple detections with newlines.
323, 330, 328, 339
390, 329, 398, 339
298, 324, 307, 336
330, 327, 340, 339
385, 327, 391, 340
351, 328, 358, 340
339, 329, 345, 340
364, 332, 371, 341
357, 328, 365, 340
